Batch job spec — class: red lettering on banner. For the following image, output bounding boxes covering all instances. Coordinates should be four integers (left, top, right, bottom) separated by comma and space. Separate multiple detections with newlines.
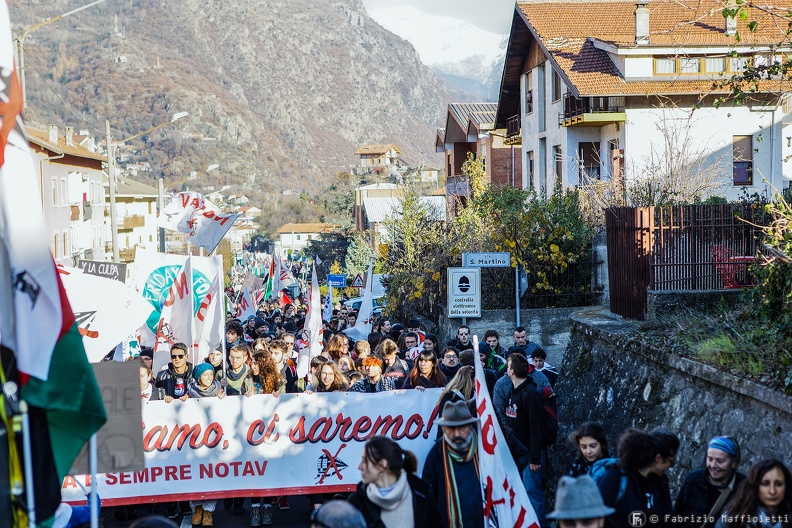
289, 417, 306, 443
143, 423, 224, 452
180, 465, 191, 480
372, 415, 404, 438
197, 292, 213, 322
199, 461, 267, 478
352, 416, 372, 441
217, 214, 230, 226
165, 466, 177, 480
106, 473, 117, 485
423, 405, 440, 439
249, 414, 281, 445
163, 271, 189, 307
203, 210, 215, 220
180, 194, 190, 208
478, 399, 497, 455
308, 417, 333, 442
484, 476, 506, 519
404, 414, 424, 439
337, 414, 354, 442
62, 476, 78, 489
151, 467, 163, 480
120, 473, 131, 485
264, 414, 280, 443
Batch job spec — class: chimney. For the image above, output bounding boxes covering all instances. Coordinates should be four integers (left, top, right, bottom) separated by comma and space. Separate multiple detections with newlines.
48, 124, 58, 144
65, 126, 74, 147
725, 7, 737, 36
635, 2, 650, 45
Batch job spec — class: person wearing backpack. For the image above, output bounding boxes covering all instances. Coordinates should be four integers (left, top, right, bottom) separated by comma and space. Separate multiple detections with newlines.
595, 427, 679, 528
505, 352, 549, 528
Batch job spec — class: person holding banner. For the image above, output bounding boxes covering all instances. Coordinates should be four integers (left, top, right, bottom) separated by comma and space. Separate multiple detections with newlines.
187, 363, 226, 400
155, 343, 194, 403
349, 436, 441, 528
421, 401, 484, 528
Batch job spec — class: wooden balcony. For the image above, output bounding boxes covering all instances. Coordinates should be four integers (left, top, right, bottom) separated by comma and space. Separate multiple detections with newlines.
505, 115, 522, 146
561, 94, 626, 127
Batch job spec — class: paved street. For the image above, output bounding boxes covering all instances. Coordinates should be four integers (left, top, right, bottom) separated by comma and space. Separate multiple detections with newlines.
103, 498, 318, 527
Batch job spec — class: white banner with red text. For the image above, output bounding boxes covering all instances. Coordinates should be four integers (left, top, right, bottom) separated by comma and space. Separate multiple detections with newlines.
62, 389, 443, 506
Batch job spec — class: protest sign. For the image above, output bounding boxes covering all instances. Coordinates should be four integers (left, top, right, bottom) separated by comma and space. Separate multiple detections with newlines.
62, 389, 442, 506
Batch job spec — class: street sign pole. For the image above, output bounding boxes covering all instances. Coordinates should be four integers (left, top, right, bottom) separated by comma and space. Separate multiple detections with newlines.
515, 265, 520, 327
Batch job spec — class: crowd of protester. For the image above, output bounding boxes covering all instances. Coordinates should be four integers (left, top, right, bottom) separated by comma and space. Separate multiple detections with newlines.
119, 294, 792, 528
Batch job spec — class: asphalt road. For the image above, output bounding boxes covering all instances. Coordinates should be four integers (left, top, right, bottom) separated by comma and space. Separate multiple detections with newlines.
103, 497, 319, 527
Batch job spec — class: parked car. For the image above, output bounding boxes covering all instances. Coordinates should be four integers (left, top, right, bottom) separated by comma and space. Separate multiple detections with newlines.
344, 294, 385, 317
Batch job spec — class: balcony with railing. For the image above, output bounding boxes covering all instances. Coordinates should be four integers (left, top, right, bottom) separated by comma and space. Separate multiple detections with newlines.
505, 115, 522, 146
560, 94, 626, 127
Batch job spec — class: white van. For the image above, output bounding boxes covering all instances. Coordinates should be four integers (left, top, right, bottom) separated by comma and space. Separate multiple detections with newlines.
343, 294, 385, 315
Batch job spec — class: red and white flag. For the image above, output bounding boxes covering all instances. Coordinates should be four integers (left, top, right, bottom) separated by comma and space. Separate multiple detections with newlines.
57, 265, 153, 363
153, 257, 195, 370
195, 272, 223, 358
157, 192, 239, 253
297, 263, 322, 377
235, 285, 256, 322
473, 339, 540, 528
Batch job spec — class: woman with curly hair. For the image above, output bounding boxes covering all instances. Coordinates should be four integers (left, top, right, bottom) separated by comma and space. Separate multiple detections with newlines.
323, 334, 349, 362
250, 351, 285, 395
597, 427, 679, 528
715, 459, 792, 528
315, 361, 349, 392
567, 422, 610, 477
402, 350, 447, 390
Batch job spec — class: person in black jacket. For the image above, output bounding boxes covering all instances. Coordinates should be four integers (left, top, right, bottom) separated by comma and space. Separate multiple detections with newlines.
154, 342, 193, 403
348, 436, 440, 528
674, 436, 746, 528
597, 427, 679, 528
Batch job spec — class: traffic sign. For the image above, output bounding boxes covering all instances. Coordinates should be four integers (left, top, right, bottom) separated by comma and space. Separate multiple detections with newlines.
463, 252, 511, 267
447, 267, 481, 318
327, 274, 347, 288
350, 273, 365, 288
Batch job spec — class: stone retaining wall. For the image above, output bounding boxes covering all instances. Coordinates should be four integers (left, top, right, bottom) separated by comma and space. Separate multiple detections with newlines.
549, 306, 792, 496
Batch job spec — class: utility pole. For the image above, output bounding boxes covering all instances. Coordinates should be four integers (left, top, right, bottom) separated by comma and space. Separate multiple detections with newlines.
106, 120, 119, 262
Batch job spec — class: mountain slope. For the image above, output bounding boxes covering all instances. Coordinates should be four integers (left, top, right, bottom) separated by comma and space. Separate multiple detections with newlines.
11, 0, 447, 194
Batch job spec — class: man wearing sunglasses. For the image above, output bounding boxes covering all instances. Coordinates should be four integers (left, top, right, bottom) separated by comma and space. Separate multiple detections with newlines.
154, 342, 194, 403
446, 325, 474, 352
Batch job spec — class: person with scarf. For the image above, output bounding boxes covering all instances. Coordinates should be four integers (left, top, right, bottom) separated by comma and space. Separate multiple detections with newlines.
226, 344, 255, 397
187, 363, 224, 526
421, 401, 484, 528
348, 436, 440, 528
675, 436, 746, 528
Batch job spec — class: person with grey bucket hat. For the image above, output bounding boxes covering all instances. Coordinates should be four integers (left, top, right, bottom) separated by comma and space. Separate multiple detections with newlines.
549, 475, 615, 528
421, 400, 484, 528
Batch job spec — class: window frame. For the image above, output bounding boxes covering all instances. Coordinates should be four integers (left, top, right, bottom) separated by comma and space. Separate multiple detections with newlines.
653, 55, 750, 76
733, 135, 753, 186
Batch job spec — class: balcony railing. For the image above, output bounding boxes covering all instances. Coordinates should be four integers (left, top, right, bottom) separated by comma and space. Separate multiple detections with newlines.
505, 115, 522, 145
561, 94, 626, 127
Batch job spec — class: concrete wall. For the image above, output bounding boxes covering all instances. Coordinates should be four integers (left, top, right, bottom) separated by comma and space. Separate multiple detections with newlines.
549, 306, 792, 496
439, 307, 580, 366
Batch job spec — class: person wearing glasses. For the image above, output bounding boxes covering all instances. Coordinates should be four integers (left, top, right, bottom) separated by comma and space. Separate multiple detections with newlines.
597, 427, 679, 528
439, 347, 461, 379
154, 342, 194, 403
446, 325, 474, 352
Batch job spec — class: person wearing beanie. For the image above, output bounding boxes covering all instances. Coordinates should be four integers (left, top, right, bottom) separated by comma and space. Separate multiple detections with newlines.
674, 436, 746, 528
186, 363, 223, 526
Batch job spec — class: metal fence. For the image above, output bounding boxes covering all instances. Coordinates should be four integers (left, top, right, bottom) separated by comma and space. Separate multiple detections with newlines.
606, 204, 770, 319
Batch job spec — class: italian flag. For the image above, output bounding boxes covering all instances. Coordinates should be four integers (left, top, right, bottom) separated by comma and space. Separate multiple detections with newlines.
0, 5, 106, 522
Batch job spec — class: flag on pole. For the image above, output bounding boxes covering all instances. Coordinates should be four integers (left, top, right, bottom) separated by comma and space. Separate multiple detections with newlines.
153, 257, 194, 370
157, 191, 239, 253
322, 283, 333, 323
195, 272, 224, 357
279, 290, 292, 309
235, 286, 256, 322
473, 339, 539, 528
266, 257, 279, 301
344, 261, 374, 340
297, 263, 322, 377
0, 2, 106, 521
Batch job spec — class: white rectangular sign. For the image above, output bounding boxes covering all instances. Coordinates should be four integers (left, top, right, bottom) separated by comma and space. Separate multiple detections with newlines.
447, 267, 481, 318
463, 252, 511, 267
61, 389, 442, 506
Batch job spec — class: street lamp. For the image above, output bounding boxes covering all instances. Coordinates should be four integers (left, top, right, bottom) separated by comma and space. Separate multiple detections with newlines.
107, 112, 189, 262
17, 0, 112, 106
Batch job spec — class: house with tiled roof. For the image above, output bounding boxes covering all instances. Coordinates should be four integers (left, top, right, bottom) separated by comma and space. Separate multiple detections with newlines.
354, 144, 404, 173
273, 223, 340, 258
436, 102, 523, 212
27, 125, 107, 265
496, 0, 792, 199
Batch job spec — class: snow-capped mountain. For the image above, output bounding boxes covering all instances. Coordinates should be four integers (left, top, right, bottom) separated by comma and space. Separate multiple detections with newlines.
367, 5, 506, 101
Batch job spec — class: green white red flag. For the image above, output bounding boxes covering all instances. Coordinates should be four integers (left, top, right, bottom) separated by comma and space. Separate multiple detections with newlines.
0, 1, 105, 523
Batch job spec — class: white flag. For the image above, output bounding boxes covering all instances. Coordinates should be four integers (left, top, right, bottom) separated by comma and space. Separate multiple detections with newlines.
235, 285, 256, 322
322, 281, 333, 323
473, 339, 539, 528
157, 192, 239, 253
345, 261, 374, 339
57, 265, 154, 363
153, 257, 194, 371
195, 272, 223, 358
297, 263, 322, 377
273, 257, 296, 294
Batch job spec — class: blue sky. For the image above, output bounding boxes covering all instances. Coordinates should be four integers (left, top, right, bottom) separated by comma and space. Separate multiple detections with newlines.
360, 0, 515, 34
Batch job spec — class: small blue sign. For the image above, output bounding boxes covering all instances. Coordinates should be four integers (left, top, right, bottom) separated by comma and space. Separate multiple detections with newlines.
327, 274, 347, 288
